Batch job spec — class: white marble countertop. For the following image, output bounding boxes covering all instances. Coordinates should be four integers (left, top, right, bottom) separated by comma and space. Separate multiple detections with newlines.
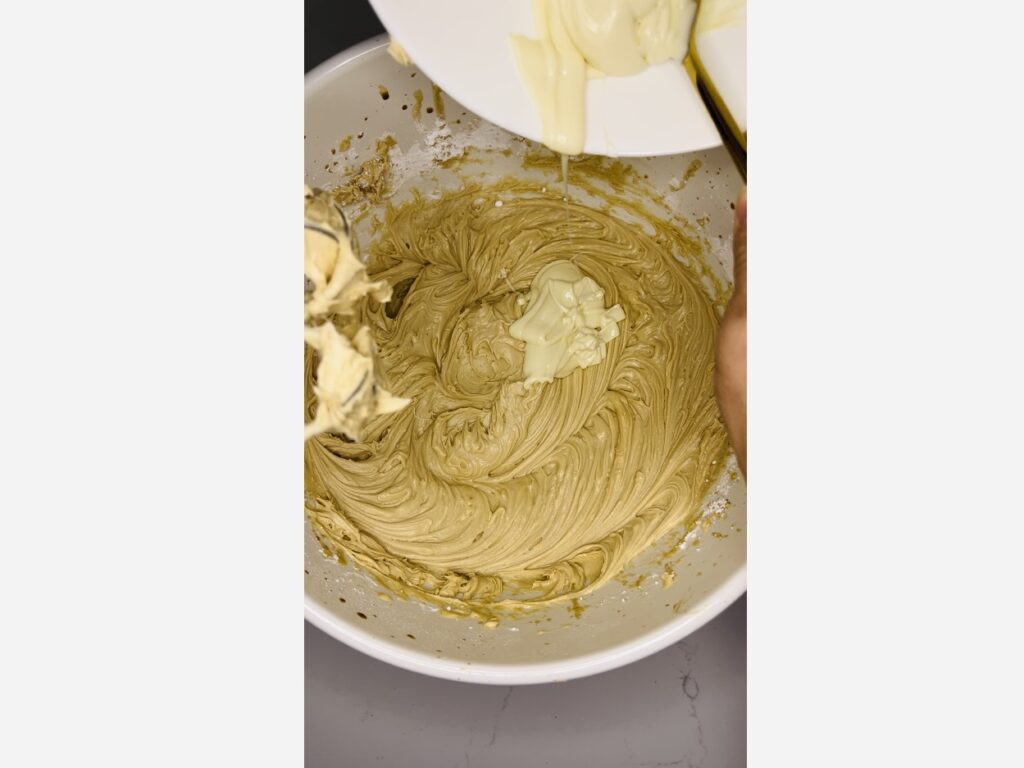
305, 594, 745, 767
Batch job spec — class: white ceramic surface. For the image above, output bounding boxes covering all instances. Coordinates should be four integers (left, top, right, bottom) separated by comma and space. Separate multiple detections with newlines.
695, 23, 747, 133
304, 37, 746, 685
367, 0, 722, 157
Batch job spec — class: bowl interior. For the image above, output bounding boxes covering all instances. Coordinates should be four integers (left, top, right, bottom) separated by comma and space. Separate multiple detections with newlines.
304, 37, 746, 684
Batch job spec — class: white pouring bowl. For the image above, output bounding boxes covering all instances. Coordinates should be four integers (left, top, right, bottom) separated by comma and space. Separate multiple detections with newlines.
304, 37, 746, 685
366, 0, 722, 157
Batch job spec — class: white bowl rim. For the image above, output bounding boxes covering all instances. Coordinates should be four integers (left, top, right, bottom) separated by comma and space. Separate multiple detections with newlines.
306, 567, 745, 685
303, 40, 746, 685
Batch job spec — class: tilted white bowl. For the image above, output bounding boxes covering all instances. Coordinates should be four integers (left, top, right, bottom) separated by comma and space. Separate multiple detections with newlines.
304, 37, 746, 685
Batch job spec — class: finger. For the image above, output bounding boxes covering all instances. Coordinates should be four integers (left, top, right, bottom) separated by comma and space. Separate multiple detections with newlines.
732, 186, 747, 298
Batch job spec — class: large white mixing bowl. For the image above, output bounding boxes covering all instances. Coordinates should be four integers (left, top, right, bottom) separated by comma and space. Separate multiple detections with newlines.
304, 37, 746, 685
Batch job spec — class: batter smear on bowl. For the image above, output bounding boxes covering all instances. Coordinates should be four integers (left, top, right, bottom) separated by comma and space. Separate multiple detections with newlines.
305, 182, 727, 620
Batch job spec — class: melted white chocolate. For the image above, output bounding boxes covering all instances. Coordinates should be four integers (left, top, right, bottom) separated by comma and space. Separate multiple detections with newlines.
509, 259, 625, 386
510, 0, 697, 154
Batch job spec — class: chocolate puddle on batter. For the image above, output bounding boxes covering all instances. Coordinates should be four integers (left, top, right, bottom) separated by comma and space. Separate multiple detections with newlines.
305, 148, 729, 622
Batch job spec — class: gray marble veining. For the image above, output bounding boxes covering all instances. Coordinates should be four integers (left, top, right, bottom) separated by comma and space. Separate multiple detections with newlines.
306, 595, 745, 768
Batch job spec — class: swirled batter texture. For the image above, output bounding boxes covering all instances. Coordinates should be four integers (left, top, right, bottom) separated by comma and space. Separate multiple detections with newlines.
305, 185, 727, 616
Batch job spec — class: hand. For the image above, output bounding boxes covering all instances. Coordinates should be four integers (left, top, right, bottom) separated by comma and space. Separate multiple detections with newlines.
715, 186, 747, 476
